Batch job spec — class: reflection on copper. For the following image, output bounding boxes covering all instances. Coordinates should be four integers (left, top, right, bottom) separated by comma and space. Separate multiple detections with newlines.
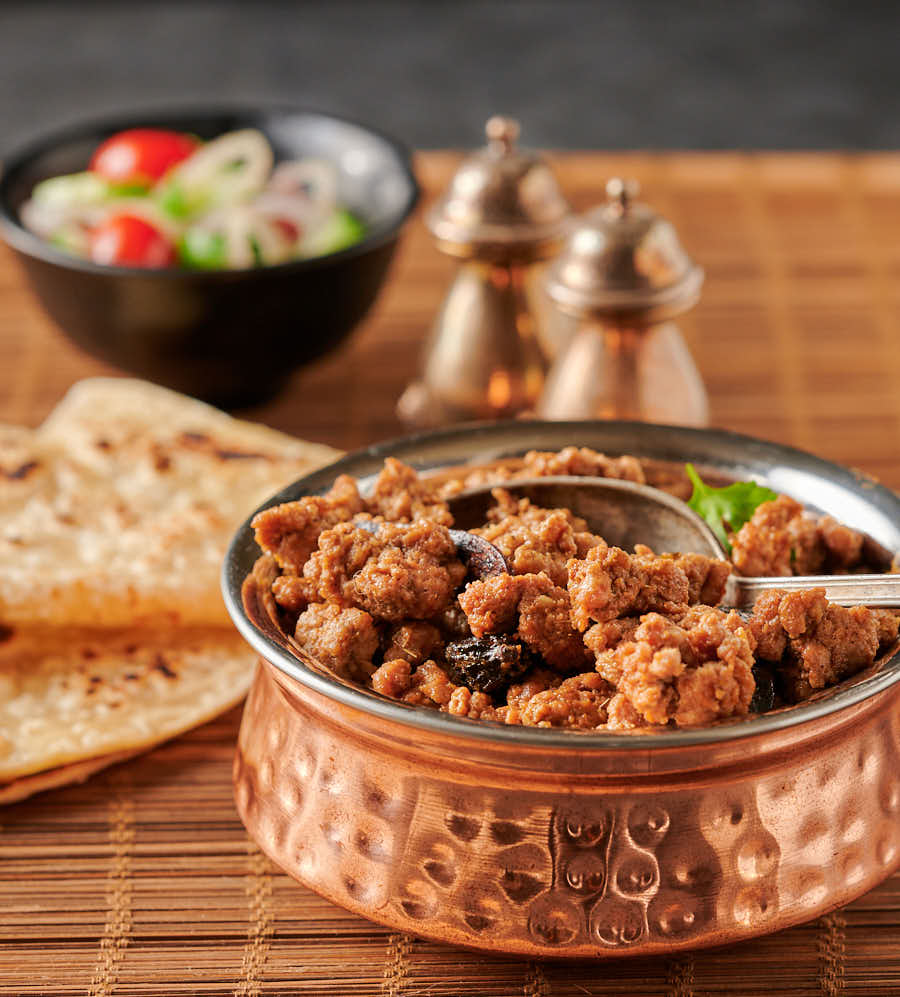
487, 369, 513, 410
235, 659, 900, 958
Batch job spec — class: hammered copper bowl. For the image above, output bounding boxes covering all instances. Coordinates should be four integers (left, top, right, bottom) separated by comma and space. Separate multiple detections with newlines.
222, 420, 900, 958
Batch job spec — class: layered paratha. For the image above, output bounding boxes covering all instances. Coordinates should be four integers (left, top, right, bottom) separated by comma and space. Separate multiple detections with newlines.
0, 378, 340, 798
0, 625, 256, 781
0, 378, 340, 627
0, 748, 139, 805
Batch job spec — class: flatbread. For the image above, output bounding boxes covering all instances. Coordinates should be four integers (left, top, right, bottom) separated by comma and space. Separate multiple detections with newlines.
0, 378, 340, 627
0, 748, 140, 805
0, 379, 331, 790
0, 625, 256, 781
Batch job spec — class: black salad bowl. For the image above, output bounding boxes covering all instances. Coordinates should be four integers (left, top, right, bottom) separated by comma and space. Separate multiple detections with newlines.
0, 107, 419, 407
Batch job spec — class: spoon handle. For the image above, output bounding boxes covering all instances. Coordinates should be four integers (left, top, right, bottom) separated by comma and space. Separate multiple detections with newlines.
729, 573, 900, 611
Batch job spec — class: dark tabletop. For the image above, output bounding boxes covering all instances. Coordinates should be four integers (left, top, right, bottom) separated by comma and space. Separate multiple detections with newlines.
3, 0, 900, 152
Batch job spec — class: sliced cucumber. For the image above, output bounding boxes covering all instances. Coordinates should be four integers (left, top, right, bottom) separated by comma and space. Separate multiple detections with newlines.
301, 209, 366, 258
31, 171, 110, 208
50, 225, 90, 257
178, 228, 227, 270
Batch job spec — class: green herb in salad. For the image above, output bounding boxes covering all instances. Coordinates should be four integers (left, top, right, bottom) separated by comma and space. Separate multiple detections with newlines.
685, 463, 778, 553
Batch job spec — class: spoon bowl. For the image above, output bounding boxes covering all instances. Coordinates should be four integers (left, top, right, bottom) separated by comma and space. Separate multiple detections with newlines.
447, 475, 900, 610
448, 475, 724, 557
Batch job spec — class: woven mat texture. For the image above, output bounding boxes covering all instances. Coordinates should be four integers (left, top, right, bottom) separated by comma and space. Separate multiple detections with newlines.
2, 153, 900, 995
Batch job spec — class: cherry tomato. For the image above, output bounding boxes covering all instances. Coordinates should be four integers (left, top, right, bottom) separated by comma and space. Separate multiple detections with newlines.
89, 214, 176, 268
273, 218, 301, 242
90, 129, 198, 187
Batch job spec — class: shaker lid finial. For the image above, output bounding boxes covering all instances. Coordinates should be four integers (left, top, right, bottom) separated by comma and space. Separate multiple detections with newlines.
545, 178, 704, 323
485, 115, 521, 153
426, 116, 571, 259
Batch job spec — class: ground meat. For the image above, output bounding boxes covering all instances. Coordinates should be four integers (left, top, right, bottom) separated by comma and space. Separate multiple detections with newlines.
446, 685, 500, 720
304, 520, 466, 622
459, 572, 591, 672
583, 617, 641, 655
293, 603, 380, 681
457, 573, 521, 635
435, 465, 515, 499
568, 543, 644, 630
636, 547, 731, 605
383, 621, 443, 666
400, 660, 499, 720
477, 509, 576, 587
252, 474, 364, 572
303, 522, 374, 602
271, 574, 317, 613
593, 609, 755, 727
523, 446, 646, 484
402, 660, 455, 707
371, 658, 413, 697
818, 516, 864, 569
730, 497, 819, 576
504, 668, 563, 723
483, 489, 602, 568
748, 587, 880, 701
254, 450, 890, 733
567, 541, 704, 630
486, 488, 590, 532
605, 693, 647, 730
519, 672, 614, 728
475, 502, 576, 589
675, 602, 751, 637
746, 589, 791, 661
433, 600, 472, 640
517, 581, 593, 671
873, 610, 900, 648
435, 447, 646, 499
731, 496, 866, 577
367, 458, 453, 525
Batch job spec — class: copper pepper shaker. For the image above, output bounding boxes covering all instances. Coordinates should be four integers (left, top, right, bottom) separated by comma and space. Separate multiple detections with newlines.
397, 117, 572, 427
538, 178, 709, 426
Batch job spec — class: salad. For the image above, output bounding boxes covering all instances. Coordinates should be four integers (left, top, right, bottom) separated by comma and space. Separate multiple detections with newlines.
19, 127, 367, 269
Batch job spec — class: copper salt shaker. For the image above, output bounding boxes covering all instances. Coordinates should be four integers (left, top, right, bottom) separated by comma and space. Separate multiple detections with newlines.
539, 178, 709, 426
397, 117, 572, 427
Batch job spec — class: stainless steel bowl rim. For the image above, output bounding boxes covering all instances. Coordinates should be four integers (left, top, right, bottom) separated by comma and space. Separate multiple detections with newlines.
222, 418, 900, 750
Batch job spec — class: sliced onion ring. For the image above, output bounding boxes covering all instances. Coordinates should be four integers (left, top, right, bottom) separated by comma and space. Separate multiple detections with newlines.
205, 205, 294, 268
169, 129, 274, 204
269, 159, 338, 201
264, 159, 338, 233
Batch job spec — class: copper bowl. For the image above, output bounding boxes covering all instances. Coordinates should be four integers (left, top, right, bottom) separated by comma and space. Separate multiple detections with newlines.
222, 420, 900, 957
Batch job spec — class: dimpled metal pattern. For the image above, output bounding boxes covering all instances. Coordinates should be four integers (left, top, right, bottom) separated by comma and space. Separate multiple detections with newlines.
234, 660, 900, 958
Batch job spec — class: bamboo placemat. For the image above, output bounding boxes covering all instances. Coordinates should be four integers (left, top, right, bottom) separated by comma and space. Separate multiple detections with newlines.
2, 152, 900, 995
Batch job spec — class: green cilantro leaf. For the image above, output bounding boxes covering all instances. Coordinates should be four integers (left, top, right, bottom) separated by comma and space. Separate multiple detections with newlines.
685, 463, 778, 554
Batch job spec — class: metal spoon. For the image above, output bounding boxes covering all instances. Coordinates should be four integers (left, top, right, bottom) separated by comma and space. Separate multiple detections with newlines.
446, 475, 900, 610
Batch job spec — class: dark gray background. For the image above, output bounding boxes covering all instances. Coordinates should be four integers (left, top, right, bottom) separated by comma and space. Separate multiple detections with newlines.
2, 0, 899, 151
